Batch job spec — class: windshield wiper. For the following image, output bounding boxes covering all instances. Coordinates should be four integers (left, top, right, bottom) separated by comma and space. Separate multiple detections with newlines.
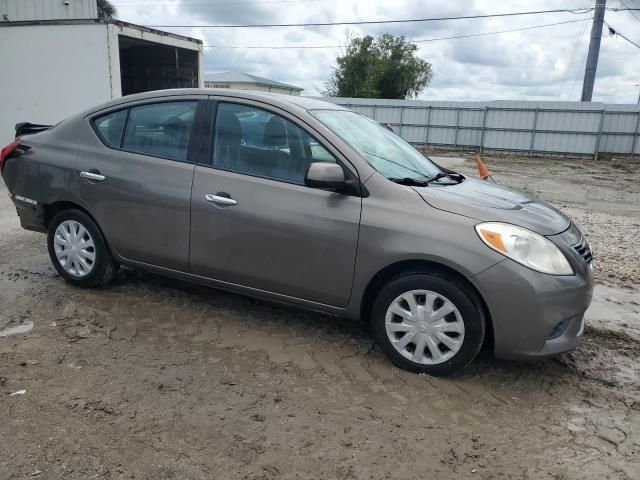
389, 172, 463, 187
443, 171, 465, 182
423, 172, 450, 183
426, 158, 466, 183
362, 150, 464, 186
388, 177, 430, 186
423, 171, 464, 184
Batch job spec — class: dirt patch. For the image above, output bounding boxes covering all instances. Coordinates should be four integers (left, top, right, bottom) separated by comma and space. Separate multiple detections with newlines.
1, 156, 640, 479
584, 326, 640, 357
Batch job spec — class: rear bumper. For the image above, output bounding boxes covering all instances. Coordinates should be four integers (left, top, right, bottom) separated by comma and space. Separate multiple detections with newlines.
470, 258, 593, 361
8, 195, 46, 233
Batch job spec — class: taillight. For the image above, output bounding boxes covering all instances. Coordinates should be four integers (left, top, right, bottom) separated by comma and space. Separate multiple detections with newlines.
0, 140, 22, 172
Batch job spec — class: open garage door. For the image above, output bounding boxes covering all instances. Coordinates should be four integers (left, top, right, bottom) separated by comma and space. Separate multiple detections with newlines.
118, 35, 199, 96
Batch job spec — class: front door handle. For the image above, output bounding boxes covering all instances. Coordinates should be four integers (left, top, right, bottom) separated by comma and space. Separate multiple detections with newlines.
204, 193, 237, 207
80, 170, 106, 182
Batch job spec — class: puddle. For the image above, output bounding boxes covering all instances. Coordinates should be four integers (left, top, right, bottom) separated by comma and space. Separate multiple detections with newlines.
0, 321, 34, 337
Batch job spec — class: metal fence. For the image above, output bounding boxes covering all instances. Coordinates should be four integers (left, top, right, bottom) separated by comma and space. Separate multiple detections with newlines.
320, 98, 640, 159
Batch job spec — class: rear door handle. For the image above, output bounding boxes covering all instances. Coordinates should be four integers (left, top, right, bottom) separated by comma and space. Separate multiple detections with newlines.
80, 170, 106, 182
204, 193, 237, 207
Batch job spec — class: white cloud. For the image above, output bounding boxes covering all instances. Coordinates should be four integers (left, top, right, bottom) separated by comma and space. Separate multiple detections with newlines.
111, 0, 640, 103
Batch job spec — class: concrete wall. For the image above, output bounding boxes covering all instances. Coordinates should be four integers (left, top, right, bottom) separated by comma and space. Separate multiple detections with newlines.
0, 23, 111, 141
0, 0, 97, 21
322, 97, 640, 158
204, 82, 301, 96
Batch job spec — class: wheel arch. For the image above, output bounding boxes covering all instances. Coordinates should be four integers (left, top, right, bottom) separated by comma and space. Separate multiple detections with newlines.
360, 259, 494, 352
41, 200, 94, 229
41, 200, 116, 258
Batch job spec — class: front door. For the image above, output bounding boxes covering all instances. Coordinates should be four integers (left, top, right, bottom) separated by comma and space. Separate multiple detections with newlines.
78, 98, 203, 271
189, 101, 361, 307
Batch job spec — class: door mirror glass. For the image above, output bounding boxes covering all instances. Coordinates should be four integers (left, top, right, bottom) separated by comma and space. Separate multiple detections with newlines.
305, 162, 346, 190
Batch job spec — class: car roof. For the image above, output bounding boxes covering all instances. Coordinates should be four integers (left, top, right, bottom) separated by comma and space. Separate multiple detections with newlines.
86, 89, 348, 116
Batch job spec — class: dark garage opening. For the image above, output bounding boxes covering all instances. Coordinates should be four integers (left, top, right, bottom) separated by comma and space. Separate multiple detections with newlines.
118, 35, 199, 96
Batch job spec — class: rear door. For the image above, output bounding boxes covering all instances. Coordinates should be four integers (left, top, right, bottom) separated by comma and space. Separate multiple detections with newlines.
189, 100, 362, 307
77, 96, 205, 271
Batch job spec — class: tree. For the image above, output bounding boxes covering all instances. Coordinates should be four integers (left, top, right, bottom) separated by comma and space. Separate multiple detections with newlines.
97, 0, 117, 19
323, 34, 433, 99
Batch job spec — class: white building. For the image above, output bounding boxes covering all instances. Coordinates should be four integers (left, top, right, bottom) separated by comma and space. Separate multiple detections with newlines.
0, 0, 203, 141
204, 72, 303, 96
1, 0, 98, 21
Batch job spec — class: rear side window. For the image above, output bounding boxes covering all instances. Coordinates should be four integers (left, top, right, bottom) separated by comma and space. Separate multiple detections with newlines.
93, 109, 127, 148
122, 101, 198, 162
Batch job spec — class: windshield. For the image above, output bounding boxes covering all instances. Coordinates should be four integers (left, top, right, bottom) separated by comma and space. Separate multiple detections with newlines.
312, 110, 442, 180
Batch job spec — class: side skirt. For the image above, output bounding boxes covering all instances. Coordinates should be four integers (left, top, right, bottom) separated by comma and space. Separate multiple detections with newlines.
117, 258, 350, 319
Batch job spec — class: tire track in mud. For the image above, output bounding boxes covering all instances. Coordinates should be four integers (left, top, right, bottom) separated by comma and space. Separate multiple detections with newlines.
2, 186, 640, 478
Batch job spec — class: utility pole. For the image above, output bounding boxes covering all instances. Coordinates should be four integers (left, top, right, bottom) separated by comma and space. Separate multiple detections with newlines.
581, 0, 606, 101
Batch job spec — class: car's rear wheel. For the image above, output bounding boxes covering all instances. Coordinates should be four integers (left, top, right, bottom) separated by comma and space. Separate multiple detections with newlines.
370, 272, 485, 376
47, 209, 118, 288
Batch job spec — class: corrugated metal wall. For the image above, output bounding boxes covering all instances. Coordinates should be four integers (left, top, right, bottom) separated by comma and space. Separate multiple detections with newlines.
0, 0, 97, 22
321, 98, 640, 157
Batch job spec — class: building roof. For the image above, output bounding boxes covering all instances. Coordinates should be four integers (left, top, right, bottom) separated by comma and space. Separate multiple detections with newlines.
203, 72, 303, 91
0, 18, 202, 45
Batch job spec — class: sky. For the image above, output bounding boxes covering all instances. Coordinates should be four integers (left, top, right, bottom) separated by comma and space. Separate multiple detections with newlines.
110, 0, 640, 103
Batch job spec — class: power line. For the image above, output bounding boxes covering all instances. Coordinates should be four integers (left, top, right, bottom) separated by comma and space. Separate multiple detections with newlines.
113, 0, 322, 7
557, 13, 592, 99
605, 20, 640, 48
200, 18, 591, 49
569, 46, 590, 99
570, 34, 592, 100
146, 8, 597, 28
414, 18, 590, 43
617, 0, 640, 21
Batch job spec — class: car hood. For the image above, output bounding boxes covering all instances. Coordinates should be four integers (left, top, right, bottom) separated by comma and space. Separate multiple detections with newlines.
414, 177, 570, 236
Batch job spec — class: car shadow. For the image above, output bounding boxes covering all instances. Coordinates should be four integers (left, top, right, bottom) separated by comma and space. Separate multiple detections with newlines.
102, 266, 582, 388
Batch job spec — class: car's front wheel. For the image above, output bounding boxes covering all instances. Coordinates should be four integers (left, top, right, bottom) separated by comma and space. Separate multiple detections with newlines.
370, 272, 485, 376
47, 209, 118, 288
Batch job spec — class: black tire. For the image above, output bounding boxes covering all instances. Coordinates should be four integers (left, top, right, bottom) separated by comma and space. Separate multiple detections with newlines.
370, 272, 485, 377
47, 209, 118, 288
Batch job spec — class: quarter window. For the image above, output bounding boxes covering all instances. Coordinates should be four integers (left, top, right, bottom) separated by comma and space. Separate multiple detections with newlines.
93, 109, 127, 148
212, 103, 336, 184
122, 101, 198, 162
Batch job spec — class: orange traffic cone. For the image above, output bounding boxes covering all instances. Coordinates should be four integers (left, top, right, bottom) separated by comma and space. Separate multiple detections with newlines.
475, 154, 495, 182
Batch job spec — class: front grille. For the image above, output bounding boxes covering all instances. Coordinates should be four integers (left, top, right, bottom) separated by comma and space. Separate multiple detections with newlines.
572, 236, 593, 264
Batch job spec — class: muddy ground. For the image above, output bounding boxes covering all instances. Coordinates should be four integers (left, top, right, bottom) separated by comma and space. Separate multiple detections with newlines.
1, 155, 639, 479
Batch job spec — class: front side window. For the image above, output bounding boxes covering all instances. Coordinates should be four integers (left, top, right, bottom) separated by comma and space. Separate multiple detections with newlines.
93, 109, 127, 148
212, 103, 336, 184
312, 110, 441, 181
122, 101, 198, 162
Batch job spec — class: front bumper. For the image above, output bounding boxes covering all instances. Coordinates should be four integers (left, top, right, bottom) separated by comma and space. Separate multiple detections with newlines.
470, 255, 593, 361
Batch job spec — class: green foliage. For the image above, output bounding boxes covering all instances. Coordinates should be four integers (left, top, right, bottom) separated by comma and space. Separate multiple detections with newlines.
97, 0, 117, 19
323, 34, 433, 99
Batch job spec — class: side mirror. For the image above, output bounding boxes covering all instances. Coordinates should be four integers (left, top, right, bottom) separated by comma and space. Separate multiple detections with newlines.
305, 162, 346, 190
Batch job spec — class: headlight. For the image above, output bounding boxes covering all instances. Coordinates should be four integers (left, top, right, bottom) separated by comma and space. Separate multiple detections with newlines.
475, 222, 573, 275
